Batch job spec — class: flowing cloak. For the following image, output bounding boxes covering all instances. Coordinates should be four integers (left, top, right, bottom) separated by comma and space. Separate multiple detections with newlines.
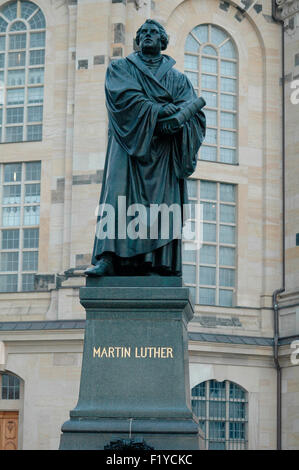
91, 52, 206, 266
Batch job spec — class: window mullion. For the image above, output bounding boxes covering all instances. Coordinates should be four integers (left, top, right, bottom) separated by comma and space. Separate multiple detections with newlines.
206, 381, 210, 448
225, 382, 230, 449
216, 183, 219, 305
217, 50, 220, 162
196, 181, 200, 304
3, 24, 8, 141
17, 162, 25, 291
24, 27, 29, 141
17, 0, 21, 18
0, 168, 2, 279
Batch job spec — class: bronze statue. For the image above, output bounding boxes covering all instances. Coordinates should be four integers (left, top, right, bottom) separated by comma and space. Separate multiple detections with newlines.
85, 19, 206, 277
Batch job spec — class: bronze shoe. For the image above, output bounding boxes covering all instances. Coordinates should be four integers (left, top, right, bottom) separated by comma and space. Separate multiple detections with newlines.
85, 257, 114, 277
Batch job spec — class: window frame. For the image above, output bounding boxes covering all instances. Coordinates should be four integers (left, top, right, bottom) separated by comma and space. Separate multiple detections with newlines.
191, 380, 248, 450
0, 0, 46, 144
0, 372, 21, 400
183, 179, 237, 307
0, 161, 40, 292
184, 24, 239, 165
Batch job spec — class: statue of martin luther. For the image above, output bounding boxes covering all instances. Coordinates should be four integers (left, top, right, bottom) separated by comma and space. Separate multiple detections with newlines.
85, 19, 206, 277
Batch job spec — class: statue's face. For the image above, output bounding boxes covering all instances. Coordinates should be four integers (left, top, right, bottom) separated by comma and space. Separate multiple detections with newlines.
138, 23, 162, 54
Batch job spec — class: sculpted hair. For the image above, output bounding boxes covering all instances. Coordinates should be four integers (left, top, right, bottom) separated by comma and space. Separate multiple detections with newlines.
135, 19, 169, 51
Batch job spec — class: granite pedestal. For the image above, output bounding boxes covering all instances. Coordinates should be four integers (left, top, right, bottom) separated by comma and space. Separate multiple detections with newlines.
59, 277, 201, 450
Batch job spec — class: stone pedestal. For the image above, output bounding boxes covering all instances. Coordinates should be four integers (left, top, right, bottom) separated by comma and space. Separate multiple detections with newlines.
59, 277, 201, 450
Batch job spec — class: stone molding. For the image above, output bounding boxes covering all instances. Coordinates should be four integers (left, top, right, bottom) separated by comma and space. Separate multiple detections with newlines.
276, 0, 299, 20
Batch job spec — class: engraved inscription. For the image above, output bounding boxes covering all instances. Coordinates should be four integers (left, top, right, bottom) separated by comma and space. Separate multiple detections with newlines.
93, 346, 174, 359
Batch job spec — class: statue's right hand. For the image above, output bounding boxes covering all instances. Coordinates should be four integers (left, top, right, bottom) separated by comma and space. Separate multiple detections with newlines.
158, 103, 179, 118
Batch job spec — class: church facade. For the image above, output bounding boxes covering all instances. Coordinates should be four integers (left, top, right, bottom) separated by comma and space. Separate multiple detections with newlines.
0, 0, 298, 450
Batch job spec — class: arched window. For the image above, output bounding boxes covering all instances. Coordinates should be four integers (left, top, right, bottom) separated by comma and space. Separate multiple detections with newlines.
191, 379, 247, 450
0, 372, 20, 399
0, 1, 46, 143
184, 24, 238, 164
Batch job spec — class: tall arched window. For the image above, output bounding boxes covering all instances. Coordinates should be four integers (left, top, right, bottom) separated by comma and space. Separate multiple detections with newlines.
191, 380, 247, 450
0, 0, 46, 143
184, 24, 238, 164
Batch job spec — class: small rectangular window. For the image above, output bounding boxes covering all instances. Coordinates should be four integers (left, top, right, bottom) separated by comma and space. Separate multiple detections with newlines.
9, 33, 26, 50
220, 93, 236, 111
220, 148, 236, 164
201, 91, 218, 108
2, 207, 21, 226
27, 87, 43, 104
205, 128, 217, 145
25, 183, 40, 203
22, 251, 38, 271
220, 111, 236, 129
0, 36, 5, 52
0, 53, 5, 68
7, 69, 25, 86
220, 130, 236, 147
28, 68, 44, 84
202, 74, 217, 90
27, 105, 43, 122
184, 54, 198, 70
23, 228, 39, 248
199, 287, 216, 305
22, 273, 35, 291
2, 185, 21, 204
6, 107, 24, 124
0, 274, 17, 292
4, 163, 21, 182
25, 162, 41, 181
220, 60, 237, 77
7, 88, 25, 105
29, 49, 45, 65
221, 77, 237, 93
2, 229, 19, 249
0, 252, 19, 271
23, 205, 40, 225
202, 57, 218, 74
5, 126, 23, 142
200, 145, 217, 162
27, 124, 42, 141
30, 31, 45, 48
8, 51, 26, 67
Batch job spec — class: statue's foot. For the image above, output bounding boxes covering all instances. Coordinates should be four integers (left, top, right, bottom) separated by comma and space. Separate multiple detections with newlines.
85, 257, 114, 277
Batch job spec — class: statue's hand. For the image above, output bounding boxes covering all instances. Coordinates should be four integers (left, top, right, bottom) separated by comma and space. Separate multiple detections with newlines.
158, 103, 179, 118
160, 122, 183, 135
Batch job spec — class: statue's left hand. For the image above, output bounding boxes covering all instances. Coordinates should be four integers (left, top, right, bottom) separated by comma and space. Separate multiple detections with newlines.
160, 122, 183, 135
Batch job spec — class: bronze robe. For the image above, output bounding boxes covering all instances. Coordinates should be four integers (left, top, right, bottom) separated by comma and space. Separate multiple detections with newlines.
91, 52, 206, 274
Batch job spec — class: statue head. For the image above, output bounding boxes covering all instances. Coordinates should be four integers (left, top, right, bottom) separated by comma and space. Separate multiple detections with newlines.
135, 19, 169, 53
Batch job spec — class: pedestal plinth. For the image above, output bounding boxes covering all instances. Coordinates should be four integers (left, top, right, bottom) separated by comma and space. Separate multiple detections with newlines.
59, 277, 201, 450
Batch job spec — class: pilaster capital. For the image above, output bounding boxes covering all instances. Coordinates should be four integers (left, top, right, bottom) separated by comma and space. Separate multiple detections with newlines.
275, 0, 299, 20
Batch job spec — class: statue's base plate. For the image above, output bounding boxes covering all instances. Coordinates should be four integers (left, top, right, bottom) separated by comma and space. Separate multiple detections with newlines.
85, 275, 183, 288
59, 417, 201, 450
